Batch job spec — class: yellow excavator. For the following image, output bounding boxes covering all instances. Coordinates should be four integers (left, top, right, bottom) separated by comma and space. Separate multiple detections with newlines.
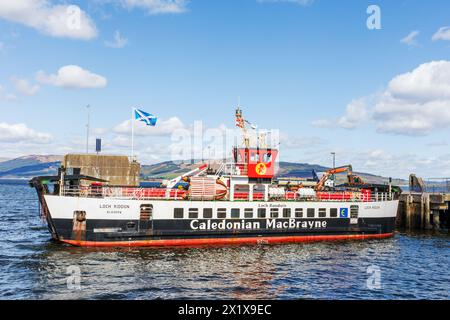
315, 165, 365, 191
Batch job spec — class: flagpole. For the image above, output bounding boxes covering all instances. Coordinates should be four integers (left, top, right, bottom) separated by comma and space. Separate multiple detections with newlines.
131, 107, 135, 160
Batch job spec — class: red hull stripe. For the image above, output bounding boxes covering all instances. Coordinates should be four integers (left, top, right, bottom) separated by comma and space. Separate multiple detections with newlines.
61, 233, 394, 247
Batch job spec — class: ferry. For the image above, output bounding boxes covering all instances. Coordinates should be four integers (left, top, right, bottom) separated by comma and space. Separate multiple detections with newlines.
29, 108, 399, 247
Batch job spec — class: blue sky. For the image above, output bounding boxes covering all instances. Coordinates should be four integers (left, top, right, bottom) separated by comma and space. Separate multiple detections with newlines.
1, 0, 450, 178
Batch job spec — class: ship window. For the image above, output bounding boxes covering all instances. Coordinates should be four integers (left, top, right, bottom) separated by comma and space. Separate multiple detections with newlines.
140, 204, 153, 221
217, 208, 227, 219
350, 205, 359, 218
307, 208, 315, 218
295, 208, 303, 218
189, 208, 199, 219
174, 208, 184, 219
283, 208, 291, 218
319, 208, 326, 218
262, 153, 272, 162
330, 208, 338, 218
257, 208, 266, 218
203, 208, 213, 219
231, 208, 240, 219
244, 208, 253, 218
270, 208, 279, 218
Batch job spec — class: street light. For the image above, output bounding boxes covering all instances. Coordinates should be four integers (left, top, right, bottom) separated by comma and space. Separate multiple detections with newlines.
331, 152, 336, 186
86, 104, 90, 154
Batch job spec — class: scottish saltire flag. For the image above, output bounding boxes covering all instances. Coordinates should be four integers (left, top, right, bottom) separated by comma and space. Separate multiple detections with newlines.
135, 108, 157, 126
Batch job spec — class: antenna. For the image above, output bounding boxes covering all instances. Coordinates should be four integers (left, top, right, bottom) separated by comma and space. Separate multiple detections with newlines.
86, 104, 90, 154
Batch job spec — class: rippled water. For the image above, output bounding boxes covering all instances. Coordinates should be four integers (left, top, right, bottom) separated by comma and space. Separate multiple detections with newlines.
0, 182, 449, 300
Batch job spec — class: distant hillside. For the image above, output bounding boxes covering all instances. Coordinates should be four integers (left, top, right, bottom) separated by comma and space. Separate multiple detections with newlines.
0, 155, 62, 178
277, 161, 328, 177
140, 160, 329, 180
141, 161, 194, 179
0, 155, 404, 185
141, 160, 398, 184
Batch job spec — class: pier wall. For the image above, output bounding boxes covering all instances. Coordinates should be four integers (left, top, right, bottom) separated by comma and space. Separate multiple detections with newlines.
397, 193, 450, 230
63, 154, 140, 186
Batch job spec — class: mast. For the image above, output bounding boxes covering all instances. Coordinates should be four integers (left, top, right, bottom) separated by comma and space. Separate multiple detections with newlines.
86, 104, 90, 154
235, 107, 249, 148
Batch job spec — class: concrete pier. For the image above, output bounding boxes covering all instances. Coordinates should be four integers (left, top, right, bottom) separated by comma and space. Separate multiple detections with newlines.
63, 154, 140, 186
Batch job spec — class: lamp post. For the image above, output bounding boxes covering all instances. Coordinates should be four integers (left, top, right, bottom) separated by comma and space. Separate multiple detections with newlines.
331, 152, 336, 186
86, 104, 90, 154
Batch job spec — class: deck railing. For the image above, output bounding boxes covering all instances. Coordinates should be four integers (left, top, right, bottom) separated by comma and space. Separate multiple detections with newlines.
60, 186, 395, 202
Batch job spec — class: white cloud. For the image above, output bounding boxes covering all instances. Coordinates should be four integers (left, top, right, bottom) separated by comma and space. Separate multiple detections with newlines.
310, 119, 332, 128
312, 60, 450, 136
348, 149, 450, 178
120, 0, 188, 14
92, 128, 109, 135
426, 141, 448, 147
432, 26, 450, 41
401, 30, 419, 46
114, 117, 186, 136
257, 0, 315, 5
104, 30, 128, 48
0, 0, 97, 40
0, 85, 17, 101
312, 98, 369, 130
374, 61, 450, 135
387, 60, 450, 102
302, 147, 450, 179
279, 133, 326, 149
36, 65, 107, 89
0, 122, 52, 143
11, 76, 39, 96
373, 96, 450, 136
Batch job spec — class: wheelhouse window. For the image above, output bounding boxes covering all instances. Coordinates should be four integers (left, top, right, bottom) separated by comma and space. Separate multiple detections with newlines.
231, 208, 240, 219
270, 208, 279, 218
283, 208, 291, 218
330, 208, 338, 218
217, 208, 227, 219
295, 208, 303, 218
189, 208, 199, 219
257, 208, 266, 218
203, 208, 213, 219
244, 208, 253, 218
307, 208, 315, 218
174, 208, 184, 219
318, 208, 326, 218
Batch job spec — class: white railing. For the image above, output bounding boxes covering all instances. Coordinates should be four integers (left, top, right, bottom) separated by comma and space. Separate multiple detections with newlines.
60, 186, 395, 202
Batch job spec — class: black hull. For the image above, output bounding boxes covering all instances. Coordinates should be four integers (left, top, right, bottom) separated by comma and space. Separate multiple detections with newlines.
51, 217, 396, 246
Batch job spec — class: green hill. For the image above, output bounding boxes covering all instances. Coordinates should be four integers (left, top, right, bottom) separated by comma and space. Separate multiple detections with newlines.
0, 155, 404, 185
